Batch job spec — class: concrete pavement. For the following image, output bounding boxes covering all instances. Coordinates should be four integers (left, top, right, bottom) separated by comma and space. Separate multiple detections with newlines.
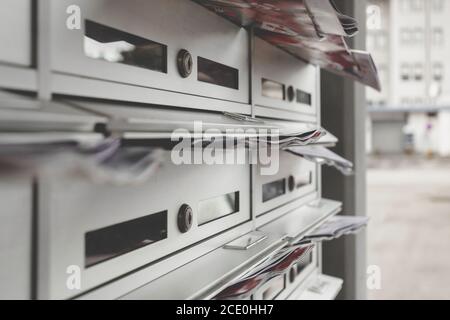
367, 155, 450, 300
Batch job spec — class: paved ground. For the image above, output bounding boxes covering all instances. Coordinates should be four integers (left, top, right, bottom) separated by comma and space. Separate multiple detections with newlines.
367, 155, 450, 300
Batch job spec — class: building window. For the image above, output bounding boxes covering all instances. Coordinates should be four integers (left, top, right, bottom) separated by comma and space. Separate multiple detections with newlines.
400, 0, 410, 11
414, 98, 423, 106
399, 0, 426, 12
413, 28, 424, 44
401, 63, 411, 81
400, 28, 426, 46
431, 0, 445, 12
411, 0, 425, 11
401, 98, 411, 106
400, 28, 412, 45
433, 62, 444, 81
431, 27, 444, 46
414, 63, 424, 81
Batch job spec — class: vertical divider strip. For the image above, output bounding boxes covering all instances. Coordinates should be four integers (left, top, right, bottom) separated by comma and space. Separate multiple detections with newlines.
248, 26, 257, 230
37, 0, 52, 101
30, 178, 39, 300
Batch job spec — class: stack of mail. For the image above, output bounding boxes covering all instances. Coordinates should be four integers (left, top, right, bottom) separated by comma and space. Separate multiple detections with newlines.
215, 244, 314, 300
195, 0, 381, 91
193, 112, 327, 149
258, 129, 326, 149
285, 145, 354, 175
296, 216, 369, 245
0, 136, 165, 185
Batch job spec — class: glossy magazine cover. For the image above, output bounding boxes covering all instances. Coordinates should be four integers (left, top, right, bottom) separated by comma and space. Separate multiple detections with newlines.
194, 0, 381, 91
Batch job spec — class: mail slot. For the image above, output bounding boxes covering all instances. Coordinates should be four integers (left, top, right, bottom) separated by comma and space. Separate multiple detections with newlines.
37, 150, 251, 299
253, 37, 318, 120
49, 0, 249, 106
254, 151, 318, 221
0, 0, 32, 67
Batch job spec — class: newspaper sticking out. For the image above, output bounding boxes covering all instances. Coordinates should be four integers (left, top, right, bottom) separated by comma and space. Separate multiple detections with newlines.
0, 136, 165, 185
285, 145, 354, 175
215, 244, 314, 300
189, 113, 328, 149
295, 216, 369, 245
195, 0, 381, 91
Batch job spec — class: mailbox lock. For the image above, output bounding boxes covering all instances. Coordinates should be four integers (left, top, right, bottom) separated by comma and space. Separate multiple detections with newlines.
288, 175, 296, 192
177, 49, 193, 78
287, 86, 295, 102
178, 204, 193, 233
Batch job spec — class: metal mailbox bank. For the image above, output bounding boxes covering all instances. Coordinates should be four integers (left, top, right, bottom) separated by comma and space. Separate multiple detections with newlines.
0, 0, 379, 300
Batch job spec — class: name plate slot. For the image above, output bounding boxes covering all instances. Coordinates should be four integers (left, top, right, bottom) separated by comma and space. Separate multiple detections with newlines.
262, 78, 285, 100
297, 89, 312, 106
262, 178, 286, 203
198, 191, 240, 226
197, 56, 239, 90
294, 171, 313, 189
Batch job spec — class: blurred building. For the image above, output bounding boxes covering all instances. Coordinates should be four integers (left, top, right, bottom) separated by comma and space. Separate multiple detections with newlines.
366, 0, 450, 156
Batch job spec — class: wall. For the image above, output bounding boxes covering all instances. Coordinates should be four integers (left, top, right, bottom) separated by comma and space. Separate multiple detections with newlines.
321, 0, 368, 301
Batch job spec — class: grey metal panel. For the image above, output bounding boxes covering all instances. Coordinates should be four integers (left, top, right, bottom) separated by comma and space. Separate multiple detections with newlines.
255, 192, 318, 229
274, 248, 318, 300
0, 65, 37, 92
50, 0, 249, 106
258, 199, 342, 242
77, 221, 255, 299
253, 37, 318, 120
372, 121, 405, 153
0, 175, 32, 299
0, 0, 32, 67
293, 274, 343, 300
38, 152, 251, 299
66, 100, 338, 144
252, 274, 286, 300
119, 225, 318, 300
0, 133, 104, 149
36, 0, 52, 100
120, 234, 286, 300
253, 151, 318, 219
53, 74, 252, 115
67, 100, 272, 135
254, 105, 317, 123
285, 269, 319, 300
0, 91, 106, 132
